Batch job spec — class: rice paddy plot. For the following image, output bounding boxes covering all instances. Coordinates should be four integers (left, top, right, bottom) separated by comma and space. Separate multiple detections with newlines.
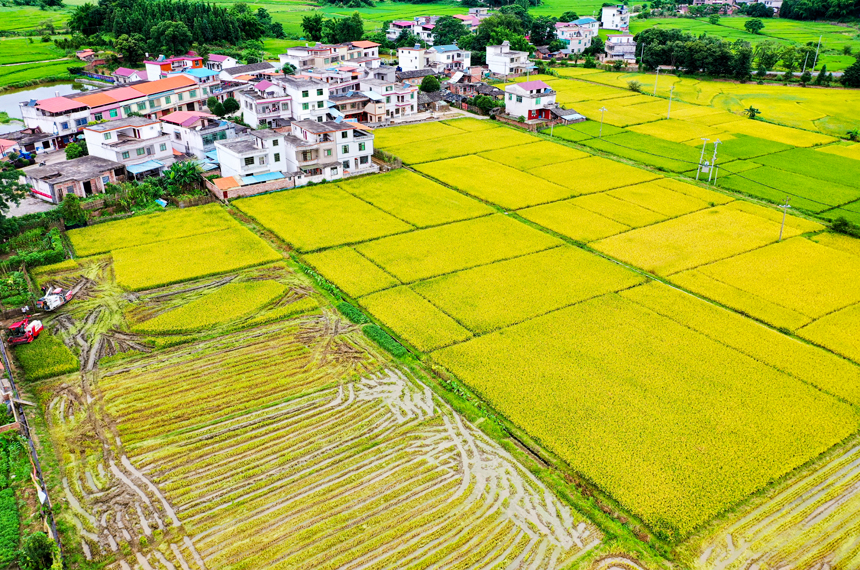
338, 169, 494, 227
234, 185, 413, 251
622, 281, 860, 405
550, 80, 641, 106
718, 165, 860, 213
382, 128, 535, 164
572, 100, 664, 127
544, 120, 626, 143
518, 200, 631, 243
415, 155, 573, 210
692, 237, 860, 322
820, 200, 860, 225
433, 293, 858, 541
528, 156, 660, 195
412, 245, 645, 334
479, 141, 589, 171
371, 121, 463, 148
592, 202, 818, 276
359, 286, 472, 351
753, 147, 860, 188
303, 247, 400, 298
721, 117, 836, 147
0, 37, 65, 65
68, 203, 239, 256
702, 134, 793, 160
582, 131, 706, 173
798, 304, 860, 365
816, 142, 860, 162
440, 117, 500, 131
354, 214, 562, 283
112, 226, 282, 291
605, 180, 717, 218
571, 193, 668, 227
627, 118, 724, 143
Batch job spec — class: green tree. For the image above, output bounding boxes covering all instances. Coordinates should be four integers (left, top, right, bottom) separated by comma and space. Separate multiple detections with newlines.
744, 18, 764, 35
498, 4, 532, 29
223, 97, 240, 114
841, 56, 860, 88
732, 45, 753, 80
0, 170, 29, 217
163, 161, 203, 195
529, 16, 557, 46
708, 14, 720, 24
322, 12, 364, 44
419, 75, 440, 92
470, 95, 497, 114
211, 101, 226, 117
302, 13, 324, 41
558, 10, 578, 21
585, 36, 605, 57
432, 16, 467, 46
18, 532, 54, 570
64, 141, 87, 160
60, 194, 88, 226
206, 96, 218, 110
753, 40, 780, 70
115, 33, 146, 66
743, 105, 760, 119
780, 45, 798, 74
148, 21, 193, 56
800, 69, 812, 85
814, 64, 828, 85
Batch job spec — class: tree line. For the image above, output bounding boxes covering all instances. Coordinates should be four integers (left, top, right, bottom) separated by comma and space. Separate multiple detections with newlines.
780, 0, 860, 20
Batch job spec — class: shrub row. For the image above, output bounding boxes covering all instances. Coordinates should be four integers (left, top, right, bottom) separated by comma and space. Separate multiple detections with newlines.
337, 302, 368, 324
363, 324, 407, 357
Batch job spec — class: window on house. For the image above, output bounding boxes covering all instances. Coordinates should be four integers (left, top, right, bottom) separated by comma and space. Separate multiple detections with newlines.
274, 153, 280, 162
102, 175, 110, 184
202, 134, 214, 145
317, 101, 323, 108
325, 149, 332, 157
159, 143, 167, 151
149, 100, 157, 109
358, 142, 365, 151
385, 96, 390, 103
281, 103, 289, 111
137, 103, 146, 111
302, 103, 309, 111
302, 90, 309, 97
272, 139, 279, 146
244, 157, 254, 166
516, 96, 523, 103
108, 109, 117, 118
341, 131, 348, 139
217, 131, 227, 140
258, 156, 265, 165
191, 90, 198, 97
60, 122, 69, 130
342, 145, 349, 154
317, 88, 323, 96
411, 93, 415, 99
360, 155, 368, 164
137, 148, 146, 156
104, 132, 112, 140
536, 97, 541, 104
122, 151, 130, 159
94, 113, 103, 121
76, 118, 87, 126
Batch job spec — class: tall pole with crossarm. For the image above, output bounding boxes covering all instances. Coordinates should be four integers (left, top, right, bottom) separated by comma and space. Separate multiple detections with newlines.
599, 107, 608, 138
779, 197, 791, 241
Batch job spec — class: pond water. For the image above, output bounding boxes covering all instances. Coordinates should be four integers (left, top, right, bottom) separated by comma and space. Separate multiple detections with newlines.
0, 82, 92, 135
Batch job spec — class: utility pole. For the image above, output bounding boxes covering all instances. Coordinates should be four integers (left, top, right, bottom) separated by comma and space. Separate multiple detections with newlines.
778, 197, 791, 241
696, 138, 710, 181
801, 52, 810, 74
812, 35, 822, 71
654, 66, 660, 96
708, 139, 721, 184
667, 85, 674, 119
599, 106, 607, 138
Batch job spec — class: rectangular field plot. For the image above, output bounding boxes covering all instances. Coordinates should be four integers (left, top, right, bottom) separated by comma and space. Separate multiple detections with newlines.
518, 201, 631, 242
606, 180, 720, 218
234, 185, 413, 251
582, 132, 708, 173
546, 120, 626, 142
571, 100, 663, 126
354, 215, 562, 283
479, 141, 589, 171
433, 293, 859, 541
337, 169, 494, 227
708, 134, 793, 160
528, 157, 660, 195
372, 121, 463, 148
68, 203, 239, 256
592, 203, 819, 276
571, 193, 668, 228
415, 156, 572, 209
627, 119, 725, 143
753, 147, 860, 188
113, 227, 282, 290
722, 119, 836, 147
799, 304, 860, 365
359, 286, 472, 351
382, 128, 534, 164
303, 247, 400, 298
622, 281, 860, 405
441, 117, 500, 131
413, 246, 645, 333
689, 237, 860, 324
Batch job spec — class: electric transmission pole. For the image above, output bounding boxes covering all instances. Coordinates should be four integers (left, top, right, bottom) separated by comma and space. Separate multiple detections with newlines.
779, 197, 791, 241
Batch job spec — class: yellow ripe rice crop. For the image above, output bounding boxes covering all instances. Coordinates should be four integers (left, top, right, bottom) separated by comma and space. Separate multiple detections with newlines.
441, 117, 500, 131
14, 330, 78, 381
572, 100, 663, 127
810, 232, 860, 258
548, 81, 639, 105
677, 111, 745, 127
722, 119, 836, 147
798, 304, 860, 365
592, 204, 810, 276
415, 156, 572, 210
724, 200, 824, 233
554, 67, 604, 77
113, 227, 282, 291
528, 157, 660, 196
68, 203, 238, 257
359, 286, 471, 352
571, 193, 668, 227
303, 247, 399, 298
383, 128, 534, 164
242, 296, 319, 328
816, 143, 860, 161
133, 280, 288, 334
627, 119, 725, 143
338, 169, 494, 227
649, 177, 733, 204
434, 293, 858, 541
412, 246, 645, 333
234, 185, 413, 251
355, 215, 561, 283
694, 237, 860, 321
372, 121, 463, 148
517, 200, 631, 242
622, 281, 860, 404
606, 181, 715, 218
670, 269, 811, 331
479, 141, 589, 171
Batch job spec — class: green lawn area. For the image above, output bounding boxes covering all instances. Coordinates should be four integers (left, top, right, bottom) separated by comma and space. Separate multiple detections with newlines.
0, 37, 66, 65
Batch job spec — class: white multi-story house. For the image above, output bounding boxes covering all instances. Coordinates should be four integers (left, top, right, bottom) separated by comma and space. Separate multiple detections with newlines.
572, 17, 600, 37
206, 54, 238, 72
237, 80, 292, 128
112, 67, 147, 84
556, 25, 593, 53
487, 41, 532, 75
216, 129, 288, 179
601, 5, 630, 30
290, 120, 376, 179
358, 79, 418, 119
281, 77, 331, 121
279, 44, 342, 70
605, 34, 637, 61
160, 110, 238, 160
82, 116, 173, 178
398, 45, 430, 72
504, 80, 557, 121
18, 96, 90, 148
428, 45, 471, 72
387, 20, 418, 41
